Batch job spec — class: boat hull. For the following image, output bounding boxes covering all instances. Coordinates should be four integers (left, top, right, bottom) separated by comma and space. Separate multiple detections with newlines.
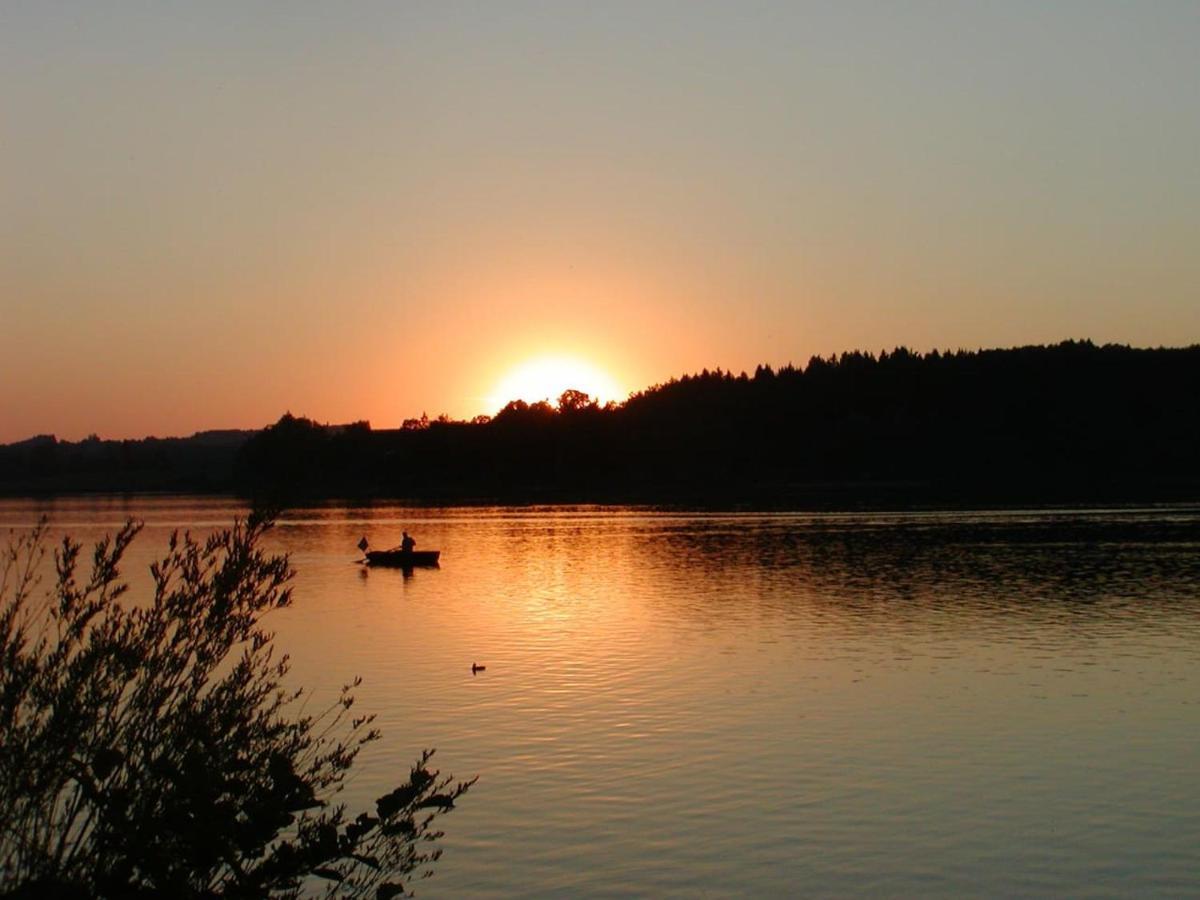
365, 549, 441, 568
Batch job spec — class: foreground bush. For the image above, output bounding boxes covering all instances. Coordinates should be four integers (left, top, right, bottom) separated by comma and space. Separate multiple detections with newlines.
0, 514, 473, 898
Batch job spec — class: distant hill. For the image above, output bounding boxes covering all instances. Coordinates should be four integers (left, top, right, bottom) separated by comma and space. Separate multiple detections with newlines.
5, 341, 1199, 505
0, 429, 254, 494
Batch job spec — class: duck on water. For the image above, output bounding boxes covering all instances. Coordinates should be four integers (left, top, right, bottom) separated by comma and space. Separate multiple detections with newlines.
357, 532, 441, 568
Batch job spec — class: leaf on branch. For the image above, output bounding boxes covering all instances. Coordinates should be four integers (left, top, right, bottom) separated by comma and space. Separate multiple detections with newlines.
345, 814, 379, 842
92, 747, 124, 781
415, 795, 455, 811
376, 786, 417, 820
381, 821, 415, 841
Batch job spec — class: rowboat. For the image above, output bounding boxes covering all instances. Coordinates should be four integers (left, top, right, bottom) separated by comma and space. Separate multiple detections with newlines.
364, 549, 441, 568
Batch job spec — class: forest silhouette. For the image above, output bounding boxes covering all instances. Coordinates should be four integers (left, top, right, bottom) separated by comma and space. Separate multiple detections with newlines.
3, 341, 1198, 505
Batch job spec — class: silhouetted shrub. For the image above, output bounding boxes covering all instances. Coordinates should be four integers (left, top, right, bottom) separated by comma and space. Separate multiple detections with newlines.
0, 515, 473, 898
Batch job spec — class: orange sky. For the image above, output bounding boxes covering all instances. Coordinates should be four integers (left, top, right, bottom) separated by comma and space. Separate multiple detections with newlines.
3, 3, 1199, 442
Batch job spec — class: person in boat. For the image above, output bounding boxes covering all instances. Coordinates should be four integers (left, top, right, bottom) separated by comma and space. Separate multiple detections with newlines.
400, 531, 416, 553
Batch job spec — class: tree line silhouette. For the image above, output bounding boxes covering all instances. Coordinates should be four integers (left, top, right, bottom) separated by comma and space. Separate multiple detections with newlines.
4, 341, 1198, 504
0, 431, 250, 494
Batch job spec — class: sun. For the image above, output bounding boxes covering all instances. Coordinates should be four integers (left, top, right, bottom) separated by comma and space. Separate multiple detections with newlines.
487, 355, 624, 412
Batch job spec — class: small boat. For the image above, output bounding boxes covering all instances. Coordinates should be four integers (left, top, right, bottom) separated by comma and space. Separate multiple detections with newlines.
364, 549, 441, 568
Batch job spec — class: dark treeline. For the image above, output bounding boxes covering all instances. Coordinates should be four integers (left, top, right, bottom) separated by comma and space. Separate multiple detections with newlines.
0, 430, 252, 494
4, 341, 1199, 505
235, 340, 1200, 505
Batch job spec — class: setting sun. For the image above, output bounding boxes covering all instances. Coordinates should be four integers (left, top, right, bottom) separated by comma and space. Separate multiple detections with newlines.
487, 355, 624, 413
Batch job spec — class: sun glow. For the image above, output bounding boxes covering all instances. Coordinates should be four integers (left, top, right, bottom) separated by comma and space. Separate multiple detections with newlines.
487, 355, 624, 413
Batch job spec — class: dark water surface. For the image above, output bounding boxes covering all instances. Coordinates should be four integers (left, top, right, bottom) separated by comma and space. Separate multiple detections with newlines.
4, 498, 1199, 897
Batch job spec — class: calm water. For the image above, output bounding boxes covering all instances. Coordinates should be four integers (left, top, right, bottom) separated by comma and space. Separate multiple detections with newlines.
4, 497, 1200, 897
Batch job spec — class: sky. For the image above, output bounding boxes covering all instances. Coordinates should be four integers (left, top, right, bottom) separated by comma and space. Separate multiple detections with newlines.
2, 1, 1198, 441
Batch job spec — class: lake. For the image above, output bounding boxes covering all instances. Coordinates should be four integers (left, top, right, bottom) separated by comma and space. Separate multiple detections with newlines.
3, 497, 1199, 897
